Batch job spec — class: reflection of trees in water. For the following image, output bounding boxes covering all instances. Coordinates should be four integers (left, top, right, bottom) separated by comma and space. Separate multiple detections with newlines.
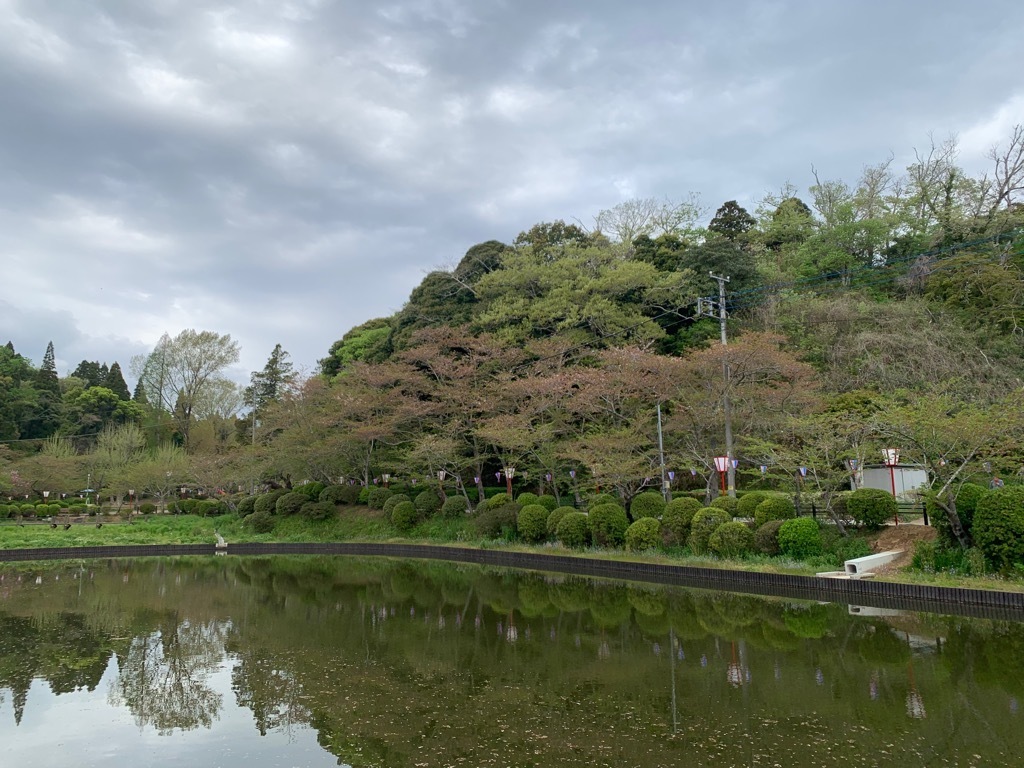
108, 615, 227, 734
231, 649, 311, 737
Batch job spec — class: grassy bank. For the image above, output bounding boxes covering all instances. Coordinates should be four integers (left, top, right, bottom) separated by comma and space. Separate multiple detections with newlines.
2, 507, 1023, 593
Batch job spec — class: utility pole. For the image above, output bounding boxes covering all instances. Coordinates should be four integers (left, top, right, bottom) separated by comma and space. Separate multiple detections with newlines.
656, 402, 669, 502
698, 272, 735, 496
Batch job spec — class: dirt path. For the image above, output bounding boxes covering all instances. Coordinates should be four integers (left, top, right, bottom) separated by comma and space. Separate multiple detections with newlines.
866, 523, 937, 574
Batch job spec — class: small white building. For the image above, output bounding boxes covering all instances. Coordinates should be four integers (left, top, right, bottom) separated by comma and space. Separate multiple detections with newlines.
857, 465, 928, 501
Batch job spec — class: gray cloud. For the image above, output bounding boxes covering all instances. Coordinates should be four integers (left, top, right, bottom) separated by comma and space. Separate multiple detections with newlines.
1, 0, 1022, 380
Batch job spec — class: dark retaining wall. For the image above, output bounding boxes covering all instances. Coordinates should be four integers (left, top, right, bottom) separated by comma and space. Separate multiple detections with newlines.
2, 542, 1024, 621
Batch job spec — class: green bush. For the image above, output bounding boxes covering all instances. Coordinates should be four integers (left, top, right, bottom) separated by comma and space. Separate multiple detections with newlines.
556, 512, 590, 548
367, 487, 393, 509
709, 521, 755, 558
440, 495, 469, 519
547, 506, 575, 537
536, 494, 558, 512
662, 497, 702, 545
357, 486, 371, 504
47, 503, 62, 515
847, 488, 896, 530
589, 503, 629, 547
516, 492, 539, 507
301, 500, 335, 521
710, 495, 739, 516
0, 504, 9, 518
414, 490, 443, 517
295, 481, 325, 500
625, 518, 662, 551
391, 501, 420, 532
630, 492, 666, 520
736, 491, 768, 519
687, 508, 731, 554
589, 493, 620, 508
973, 486, 1024, 570
927, 483, 986, 547
754, 520, 786, 555
475, 492, 509, 514
473, 503, 518, 539
320, 484, 360, 505
276, 492, 309, 516
254, 489, 288, 515
140, 502, 156, 515
911, 541, 987, 575
754, 496, 796, 528
195, 500, 222, 517
236, 496, 256, 517
383, 494, 411, 520
517, 504, 550, 542
778, 518, 823, 559
245, 510, 275, 533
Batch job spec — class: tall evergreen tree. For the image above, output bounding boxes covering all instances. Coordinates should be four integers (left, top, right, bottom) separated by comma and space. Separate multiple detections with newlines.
132, 378, 148, 404
708, 200, 756, 241
246, 344, 295, 413
104, 362, 131, 400
37, 342, 60, 394
72, 360, 104, 388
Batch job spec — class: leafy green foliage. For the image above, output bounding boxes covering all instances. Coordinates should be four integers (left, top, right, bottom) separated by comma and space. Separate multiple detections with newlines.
367, 487, 392, 510
294, 482, 325, 500
927, 482, 987, 546
687, 508, 731, 554
535, 494, 558, 511
625, 518, 662, 551
391, 501, 419, 533
778, 518, 823, 559
588, 493, 620, 508
320, 485, 359, 505
847, 488, 896, 530
517, 504, 550, 543
236, 496, 256, 518
244, 509, 275, 533
255, 489, 288, 515
383, 494, 411, 520
709, 521, 755, 558
754, 497, 797, 528
556, 512, 590, 548
515, 492, 539, 507
276, 492, 308, 516
973, 487, 1024, 570
736, 492, 768, 519
662, 497, 702, 545
301, 501, 335, 521
629, 492, 666, 520
440, 496, 468, 519
414, 490, 442, 517
710, 495, 739, 516
588, 503, 629, 547
754, 520, 785, 555
473, 503, 518, 539
547, 506, 575, 537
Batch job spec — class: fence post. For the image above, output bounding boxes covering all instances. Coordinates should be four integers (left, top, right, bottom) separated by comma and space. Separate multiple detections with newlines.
811, 501, 817, 520
921, 500, 929, 526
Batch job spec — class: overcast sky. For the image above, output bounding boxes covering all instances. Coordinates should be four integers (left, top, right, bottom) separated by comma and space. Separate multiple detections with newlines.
1, 0, 1022, 385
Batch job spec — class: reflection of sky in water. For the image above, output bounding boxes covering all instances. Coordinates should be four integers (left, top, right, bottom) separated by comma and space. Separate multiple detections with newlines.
0, 657, 339, 768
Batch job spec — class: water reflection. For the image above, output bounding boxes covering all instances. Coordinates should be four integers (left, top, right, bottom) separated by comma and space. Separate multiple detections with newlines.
0, 557, 1023, 766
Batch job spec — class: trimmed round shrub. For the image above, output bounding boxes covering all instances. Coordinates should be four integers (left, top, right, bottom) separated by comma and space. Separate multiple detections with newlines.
516, 492, 539, 507
245, 509, 275, 533
709, 521, 755, 558
177, 499, 198, 514
475, 492, 509, 514
195, 500, 222, 517
847, 488, 896, 530
47, 504, 62, 515
236, 496, 257, 517
547, 506, 575, 537
383, 494, 411, 519
736, 491, 768, 519
536, 494, 558, 512
301, 500, 335, 521
973, 486, 1024, 570
754, 496, 796, 528
625, 518, 662, 551
276, 492, 308, 516
440, 495, 469, 519
254, 489, 288, 515
391, 501, 420, 532
630, 492, 666, 520
662, 497, 702, 545
295, 481, 325, 500
414, 489, 443, 517
0, 504, 10, 518
589, 503, 629, 547
139, 502, 156, 515
589, 493, 620, 508
473, 503, 518, 539
367, 487, 393, 509
320, 484, 360, 505
556, 512, 590, 548
710, 495, 739, 516
778, 517, 823, 559
754, 520, 786, 555
687, 508, 731, 554
517, 504, 550, 542
927, 482, 986, 547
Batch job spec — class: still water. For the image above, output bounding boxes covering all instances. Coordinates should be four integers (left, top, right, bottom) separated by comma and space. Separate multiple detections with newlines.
0, 556, 1022, 767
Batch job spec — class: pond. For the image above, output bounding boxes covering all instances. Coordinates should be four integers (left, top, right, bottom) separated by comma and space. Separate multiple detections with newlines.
1, 556, 1023, 767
